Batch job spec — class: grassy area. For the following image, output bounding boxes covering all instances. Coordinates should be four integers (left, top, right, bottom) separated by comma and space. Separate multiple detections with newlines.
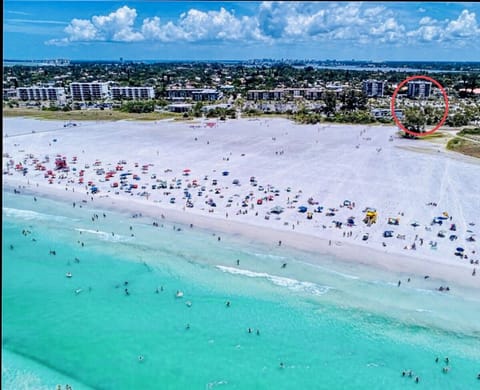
446, 127, 480, 158
2, 107, 180, 121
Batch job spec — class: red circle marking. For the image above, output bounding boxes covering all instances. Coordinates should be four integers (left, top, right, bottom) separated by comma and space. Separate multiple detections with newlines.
391, 75, 449, 137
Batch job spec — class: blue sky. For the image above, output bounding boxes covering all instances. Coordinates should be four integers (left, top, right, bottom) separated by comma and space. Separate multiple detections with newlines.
4, 1, 480, 61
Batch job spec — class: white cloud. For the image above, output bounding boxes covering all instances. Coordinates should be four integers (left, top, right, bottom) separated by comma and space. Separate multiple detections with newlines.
49, 6, 142, 45
445, 10, 479, 38
45, 3, 480, 49
408, 9, 480, 44
64, 19, 97, 41
92, 5, 143, 42
369, 17, 406, 43
419, 17, 434, 25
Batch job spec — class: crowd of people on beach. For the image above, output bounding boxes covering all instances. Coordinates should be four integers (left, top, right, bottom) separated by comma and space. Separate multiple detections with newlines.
5, 141, 479, 281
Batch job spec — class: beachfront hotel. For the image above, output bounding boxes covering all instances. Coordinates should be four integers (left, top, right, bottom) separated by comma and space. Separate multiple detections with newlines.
70, 82, 109, 101
16, 86, 66, 104
407, 80, 432, 98
110, 86, 155, 100
362, 80, 385, 97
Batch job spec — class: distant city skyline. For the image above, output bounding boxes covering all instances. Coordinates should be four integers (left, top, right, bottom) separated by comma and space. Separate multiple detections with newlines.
4, 1, 480, 61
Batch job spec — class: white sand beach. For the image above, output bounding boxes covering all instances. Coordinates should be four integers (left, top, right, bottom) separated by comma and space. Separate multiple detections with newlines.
3, 116, 479, 287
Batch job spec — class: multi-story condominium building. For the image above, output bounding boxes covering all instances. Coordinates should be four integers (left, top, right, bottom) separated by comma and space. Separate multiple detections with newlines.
166, 87, 222, 101
247, 89, 287, 101
362, 80, 385, 97
407, 81, 431, 98
16, 86, 66, 103
247, 88, 327, 101
3, 88, 18, 100
70, 82, 109, 101
111, 86, 155, 100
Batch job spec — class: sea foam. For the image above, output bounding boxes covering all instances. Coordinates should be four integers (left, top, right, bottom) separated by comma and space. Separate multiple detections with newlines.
216, 265, 331, 296
74, 228, 131, 242
3, 207, 73, 223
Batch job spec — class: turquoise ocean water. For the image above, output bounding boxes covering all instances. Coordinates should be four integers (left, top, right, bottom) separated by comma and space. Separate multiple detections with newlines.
2, 191, 480, 389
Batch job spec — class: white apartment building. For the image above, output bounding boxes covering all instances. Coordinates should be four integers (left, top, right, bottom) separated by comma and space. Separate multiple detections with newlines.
166, 87, 222, 101
247, 88, 329, 101
16, 86, 66, 103
70, 82, 109, 101
363, 80, 385, 97
407, 81, 432, 98
111, 86, 155, 100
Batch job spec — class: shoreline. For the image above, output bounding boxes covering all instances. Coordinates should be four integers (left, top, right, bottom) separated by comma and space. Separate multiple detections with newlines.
4, 178, 479, 290
3, 116, 479, 291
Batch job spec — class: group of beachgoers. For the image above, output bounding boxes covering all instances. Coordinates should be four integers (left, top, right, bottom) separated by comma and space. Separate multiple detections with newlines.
5, 144, 478, 279
56, 385, 72, 390
402, 359, 480, 382
6, 185, 480, 384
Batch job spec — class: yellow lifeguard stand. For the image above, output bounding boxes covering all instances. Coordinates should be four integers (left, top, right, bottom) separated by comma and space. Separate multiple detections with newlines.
364, 209, 377, 225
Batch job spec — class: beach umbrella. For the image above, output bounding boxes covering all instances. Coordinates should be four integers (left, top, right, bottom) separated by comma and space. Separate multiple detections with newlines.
456, 247, 464, 252
298, 206, 308, 213
222, 171, 229, 176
